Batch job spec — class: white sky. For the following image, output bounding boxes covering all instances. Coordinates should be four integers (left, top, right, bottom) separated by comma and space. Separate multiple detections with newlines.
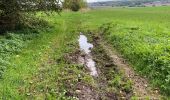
87, 0, 113, 3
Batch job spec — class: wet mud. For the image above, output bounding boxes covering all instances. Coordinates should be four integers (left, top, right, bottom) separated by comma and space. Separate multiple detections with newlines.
64, 32, 133, 100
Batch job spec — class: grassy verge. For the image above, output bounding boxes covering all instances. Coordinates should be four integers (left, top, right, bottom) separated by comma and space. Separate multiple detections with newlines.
0, 12, 82, 99
99, 21, 170, 96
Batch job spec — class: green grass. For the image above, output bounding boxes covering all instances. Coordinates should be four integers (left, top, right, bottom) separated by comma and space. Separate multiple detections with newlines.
78, 6, 170, 96
81, 6, 170, 29
100, 22, 170, 95
0, 12, 83, 99
79, 6, 170, 96
1, 6, 170, 98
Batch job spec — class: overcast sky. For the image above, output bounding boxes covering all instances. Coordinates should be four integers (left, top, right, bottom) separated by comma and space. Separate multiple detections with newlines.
87, 0, 113, 3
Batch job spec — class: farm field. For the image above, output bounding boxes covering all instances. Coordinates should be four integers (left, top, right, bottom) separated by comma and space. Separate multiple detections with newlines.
82, 6, 170, 97
86, 6, 170, 95
0, 6, 170, 99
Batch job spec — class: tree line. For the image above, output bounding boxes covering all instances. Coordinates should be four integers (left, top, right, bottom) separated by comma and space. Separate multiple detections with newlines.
0, 0, 87, 33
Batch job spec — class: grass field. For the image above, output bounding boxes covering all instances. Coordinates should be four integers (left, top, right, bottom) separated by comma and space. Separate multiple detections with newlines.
80, 6, 170, 96
0, 6, 170, 99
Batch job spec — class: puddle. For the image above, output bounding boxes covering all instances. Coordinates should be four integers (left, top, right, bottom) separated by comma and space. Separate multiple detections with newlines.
78, 34, 93, 54
78, 33, 98, 77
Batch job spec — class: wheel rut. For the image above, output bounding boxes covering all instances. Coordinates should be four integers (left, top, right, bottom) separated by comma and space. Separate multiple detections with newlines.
66, 33, 133, 100
98, 34, 162, 99
64, 32, 162, 100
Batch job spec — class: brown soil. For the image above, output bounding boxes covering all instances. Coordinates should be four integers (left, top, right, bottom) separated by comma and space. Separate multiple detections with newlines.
75, 82, 99, 100
65, 44, 120, 100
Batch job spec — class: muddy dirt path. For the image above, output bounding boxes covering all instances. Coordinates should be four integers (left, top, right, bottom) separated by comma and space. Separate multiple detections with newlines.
76, 33, 113, 100
97, 35, 162, 99
65, 32, 162, 100
70, 33, 133, 100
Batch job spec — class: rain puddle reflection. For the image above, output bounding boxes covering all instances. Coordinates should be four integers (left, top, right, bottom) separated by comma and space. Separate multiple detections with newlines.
78, 33, 98, 77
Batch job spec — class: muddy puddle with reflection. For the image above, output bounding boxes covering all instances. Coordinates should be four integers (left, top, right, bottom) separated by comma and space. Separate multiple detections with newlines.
78, 32, 98, 77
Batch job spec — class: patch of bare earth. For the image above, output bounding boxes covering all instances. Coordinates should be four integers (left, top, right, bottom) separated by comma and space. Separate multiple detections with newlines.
75, 82, 99, 100
65, 40, 120, 99
65, 50, 100, 100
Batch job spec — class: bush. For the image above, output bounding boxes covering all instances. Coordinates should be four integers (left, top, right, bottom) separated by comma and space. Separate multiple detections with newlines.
63, 0, 87, 12
0, 0, 61, 33
71, 2, 80, 12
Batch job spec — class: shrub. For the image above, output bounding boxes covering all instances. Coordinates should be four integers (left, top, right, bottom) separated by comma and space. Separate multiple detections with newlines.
63, 0, 87, 12
71, 2, 80, 12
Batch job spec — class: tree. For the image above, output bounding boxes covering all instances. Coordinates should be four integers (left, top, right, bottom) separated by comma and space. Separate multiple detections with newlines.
0, 0, 62, 33
63, 0, 87, 11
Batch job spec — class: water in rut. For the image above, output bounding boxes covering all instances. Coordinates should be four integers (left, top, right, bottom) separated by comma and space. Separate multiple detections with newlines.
78, 33, 98, 77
